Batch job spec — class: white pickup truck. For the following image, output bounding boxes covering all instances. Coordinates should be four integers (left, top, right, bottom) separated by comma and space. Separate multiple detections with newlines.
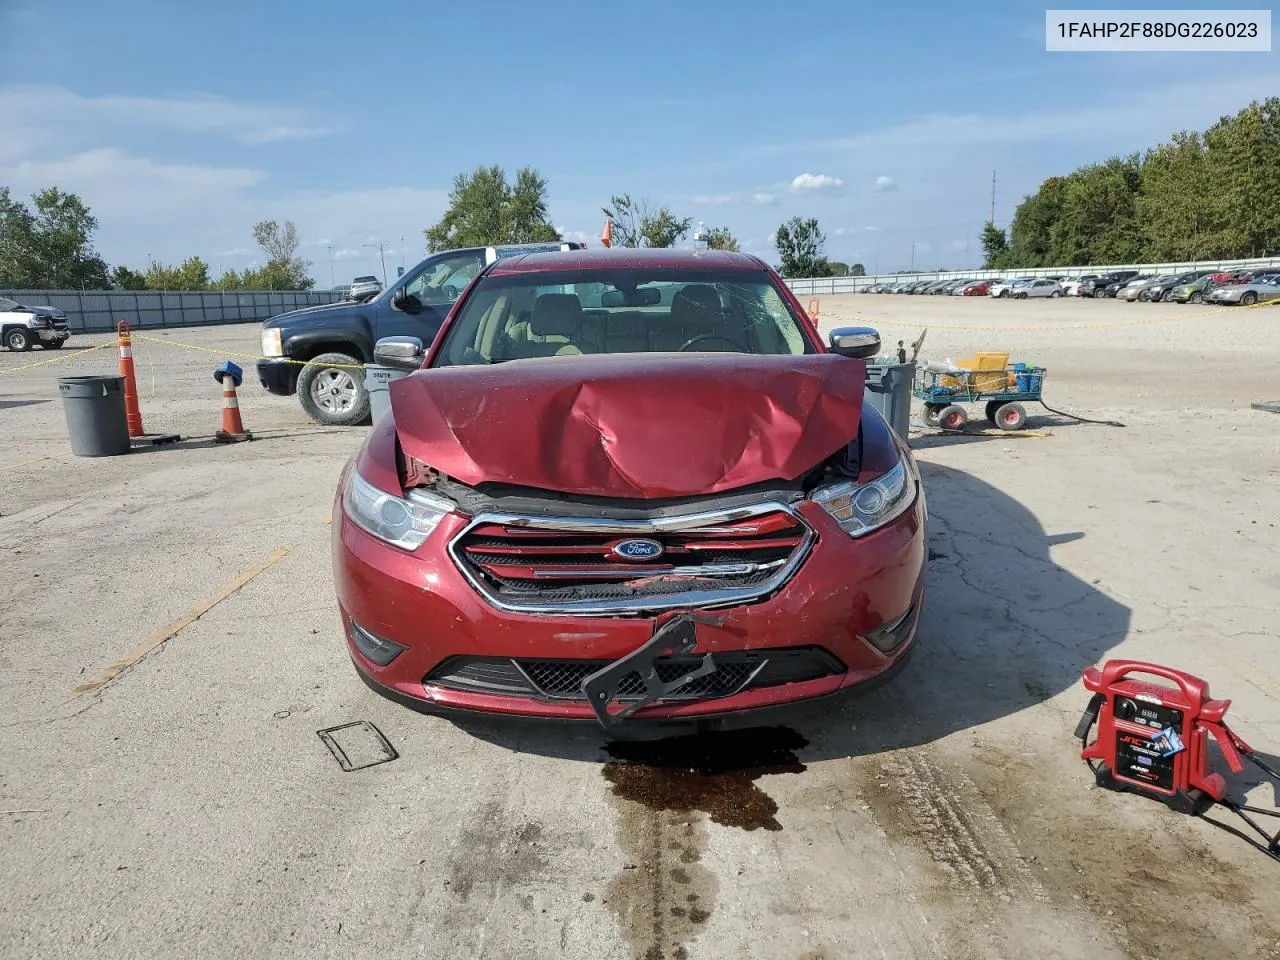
1, 296, 71, 351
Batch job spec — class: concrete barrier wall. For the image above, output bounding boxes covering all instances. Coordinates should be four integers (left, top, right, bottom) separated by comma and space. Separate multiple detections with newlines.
783, 254, 1280, 295
0, 289, 342, 334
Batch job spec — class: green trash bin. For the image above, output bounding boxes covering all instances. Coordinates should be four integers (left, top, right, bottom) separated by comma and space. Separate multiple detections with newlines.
864, 360, 916, 440
57, 375, 131, 457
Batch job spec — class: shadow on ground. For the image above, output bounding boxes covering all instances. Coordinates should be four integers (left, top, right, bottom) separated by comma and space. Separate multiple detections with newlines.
448, 461, 1132, 764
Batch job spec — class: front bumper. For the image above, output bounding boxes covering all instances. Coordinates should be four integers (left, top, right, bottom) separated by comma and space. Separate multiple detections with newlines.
35, 327, 69, 343
257, 358, 299, 396
332, 480, 927, 726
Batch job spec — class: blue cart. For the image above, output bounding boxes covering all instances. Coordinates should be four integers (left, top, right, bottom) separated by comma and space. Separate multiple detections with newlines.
913, 363, 1046, 431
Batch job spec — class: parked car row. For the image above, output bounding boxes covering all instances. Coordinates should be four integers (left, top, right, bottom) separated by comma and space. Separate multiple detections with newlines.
857, 268, 1280, 305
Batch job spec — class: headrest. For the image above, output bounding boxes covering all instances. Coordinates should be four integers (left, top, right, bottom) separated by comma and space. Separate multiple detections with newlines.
531, 293, 583, 337
671, 284, 722, 322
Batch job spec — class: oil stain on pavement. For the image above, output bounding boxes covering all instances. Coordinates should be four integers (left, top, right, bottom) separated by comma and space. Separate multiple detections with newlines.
602, 727, 809, 959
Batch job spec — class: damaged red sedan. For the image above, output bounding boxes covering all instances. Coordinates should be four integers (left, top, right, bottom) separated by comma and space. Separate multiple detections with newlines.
332, 249, 926, 731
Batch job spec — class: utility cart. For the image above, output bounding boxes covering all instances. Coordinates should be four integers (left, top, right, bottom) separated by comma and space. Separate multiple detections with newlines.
913, 352, 1046, 432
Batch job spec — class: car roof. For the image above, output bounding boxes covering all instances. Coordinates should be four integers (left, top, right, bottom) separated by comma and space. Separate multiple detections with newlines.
486, 247, 764, 276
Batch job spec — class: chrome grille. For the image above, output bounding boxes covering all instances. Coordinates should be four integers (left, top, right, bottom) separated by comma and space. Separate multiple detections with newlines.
448, 502, 814, 615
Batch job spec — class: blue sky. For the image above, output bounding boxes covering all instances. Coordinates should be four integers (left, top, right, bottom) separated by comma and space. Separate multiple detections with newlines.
1, 0, 1275, 282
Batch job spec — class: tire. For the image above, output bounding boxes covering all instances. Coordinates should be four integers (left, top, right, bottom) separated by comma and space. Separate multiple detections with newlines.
996, 402, 1026, 431
1241, 292, 1258, 306
1190, 292, 1203, 304
924, 404, 946, 427
40, 339, 64, 350
985, 400, 1003, 424
938, 405, 968, 432
1092, 288, 1106, 298
5, 328, 32, 352
1149, 289, 1164, 302
297, 352, 371, 426
1050, 290, 1061, 298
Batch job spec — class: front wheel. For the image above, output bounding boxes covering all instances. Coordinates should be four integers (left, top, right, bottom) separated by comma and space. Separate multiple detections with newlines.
1050, 290, 1061, 298
5, 328, 32, 352
995, 402, 1027, 431
985, 400, 1003, 424
924, 404, 946, 427
1241, 292, 1258, 306
297, 352, 371, 426
1189, 292, 1203, 304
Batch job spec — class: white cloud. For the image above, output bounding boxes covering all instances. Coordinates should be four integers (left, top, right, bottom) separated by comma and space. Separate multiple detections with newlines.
0, 84, 341, 156
833, 227, 849, 236
216, 247, 253, 257
692, 194, 736, 205
333, 248, 361, 260
790, 173, 844, 191
752, 192, 778, 205
864, 226, 882, 233
873, 175, 898, 192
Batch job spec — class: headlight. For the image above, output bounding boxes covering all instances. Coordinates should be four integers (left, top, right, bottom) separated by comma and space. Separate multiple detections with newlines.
261, 327, 283, 357
342, 469, 452, 550
810, 457, 916, 538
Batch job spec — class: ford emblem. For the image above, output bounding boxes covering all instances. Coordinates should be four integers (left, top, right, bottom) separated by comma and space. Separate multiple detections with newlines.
612, 538, 664, 561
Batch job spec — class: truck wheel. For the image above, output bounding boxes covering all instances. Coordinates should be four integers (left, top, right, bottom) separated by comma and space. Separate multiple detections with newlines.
924, 404, 945, 427
938, 405, 967, 432
6, 328, 32, 352
995, 402, 1026, 431
985, 400, 1003, 424
297, 352, 371, 426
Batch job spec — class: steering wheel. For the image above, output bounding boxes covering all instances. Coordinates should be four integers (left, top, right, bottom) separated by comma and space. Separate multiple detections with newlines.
442, 284, 460, 301
679, 333, 748, 353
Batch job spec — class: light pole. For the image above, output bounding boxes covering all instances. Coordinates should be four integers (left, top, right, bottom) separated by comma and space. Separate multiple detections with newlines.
328, 244, 335, 289
399, 236, 405, 272
363, 242, 388, 286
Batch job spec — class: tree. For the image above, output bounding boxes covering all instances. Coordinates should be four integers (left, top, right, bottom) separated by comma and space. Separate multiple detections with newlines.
850, 263, 866, 276
774, 217, 830, 278
980, 221, 1009, 269
0, 186, 109, 288
144, 256, 211, 290
828, 261, 849, 276
0, 186, 38, 287
426, 165, 560, 252
111, 265, 148, 290
601, 194, 692, 248
252, 220, 313, 289
704, 226, 739, 252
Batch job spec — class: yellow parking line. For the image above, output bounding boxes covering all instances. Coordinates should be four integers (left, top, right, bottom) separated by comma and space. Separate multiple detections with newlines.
70, 545, 294, 699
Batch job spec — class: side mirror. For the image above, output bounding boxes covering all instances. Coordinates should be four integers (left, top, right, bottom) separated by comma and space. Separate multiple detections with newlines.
392, 289, 422, 313
374, 336, 425, 370
828, 326, 881, 360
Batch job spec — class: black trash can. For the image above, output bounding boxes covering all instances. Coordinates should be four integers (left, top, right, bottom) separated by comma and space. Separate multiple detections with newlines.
864, 360, 916, 440
57, 375, 130, 457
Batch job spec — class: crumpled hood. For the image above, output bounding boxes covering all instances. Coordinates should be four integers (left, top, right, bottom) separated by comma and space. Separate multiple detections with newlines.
388, 352, 865, 499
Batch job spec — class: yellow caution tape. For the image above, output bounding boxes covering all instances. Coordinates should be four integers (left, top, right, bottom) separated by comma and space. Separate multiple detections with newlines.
133, 334, 369, 369
0, 341, 115, 375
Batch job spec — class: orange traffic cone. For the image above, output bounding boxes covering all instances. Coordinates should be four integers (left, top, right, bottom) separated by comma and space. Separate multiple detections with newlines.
600, 218, 613, 249
214, 361, 253, 443
117, 321, 145, 438
807, 297, 820, 321
117, 321, 180, 447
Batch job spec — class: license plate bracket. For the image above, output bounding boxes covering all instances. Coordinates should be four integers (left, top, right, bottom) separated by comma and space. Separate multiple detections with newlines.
581, 614, 724, 728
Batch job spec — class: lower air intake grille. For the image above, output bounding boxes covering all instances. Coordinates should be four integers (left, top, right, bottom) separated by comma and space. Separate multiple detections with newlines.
425, 647, 844, 703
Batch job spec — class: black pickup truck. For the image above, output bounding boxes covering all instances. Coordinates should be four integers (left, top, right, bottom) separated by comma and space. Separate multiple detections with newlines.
257, 241, 584, 425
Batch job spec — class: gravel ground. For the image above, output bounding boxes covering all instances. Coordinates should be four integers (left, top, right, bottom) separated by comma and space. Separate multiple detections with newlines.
1, 296, 1279, 960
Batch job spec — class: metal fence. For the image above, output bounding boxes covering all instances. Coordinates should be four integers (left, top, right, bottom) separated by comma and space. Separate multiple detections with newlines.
0, 289, 342, 334
783, 254, 1280, 295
